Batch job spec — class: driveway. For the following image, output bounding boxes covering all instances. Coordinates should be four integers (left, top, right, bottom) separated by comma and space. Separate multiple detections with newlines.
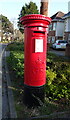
49, 48, 66, 56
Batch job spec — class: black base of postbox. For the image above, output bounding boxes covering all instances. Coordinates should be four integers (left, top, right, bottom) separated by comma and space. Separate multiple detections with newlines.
23, 84, 45, 108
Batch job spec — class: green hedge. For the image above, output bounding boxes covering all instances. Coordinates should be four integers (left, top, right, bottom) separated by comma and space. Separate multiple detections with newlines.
46, 62, 70, 101
7, 42, 70, 103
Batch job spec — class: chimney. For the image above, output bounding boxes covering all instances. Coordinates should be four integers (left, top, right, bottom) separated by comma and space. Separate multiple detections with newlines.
40, 0, 49, 16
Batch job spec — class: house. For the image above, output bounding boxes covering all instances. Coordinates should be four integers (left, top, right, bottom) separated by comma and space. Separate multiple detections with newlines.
62, 11, 70, 43
48, 11, 65, 43
68, 1, 70, 12
0, 20, 2, 41
14, 29, 23, 41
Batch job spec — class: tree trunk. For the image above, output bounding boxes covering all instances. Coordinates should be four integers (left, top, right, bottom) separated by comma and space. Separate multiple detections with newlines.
40, 0, 48, 16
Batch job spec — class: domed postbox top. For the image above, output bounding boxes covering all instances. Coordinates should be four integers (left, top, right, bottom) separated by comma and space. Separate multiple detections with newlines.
20, 14, 51, 27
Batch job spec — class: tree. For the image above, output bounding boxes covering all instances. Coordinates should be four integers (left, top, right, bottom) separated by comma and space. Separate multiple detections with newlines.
0, 14, 13, 34
18, 1, 39, 33
40, 0, 48, 16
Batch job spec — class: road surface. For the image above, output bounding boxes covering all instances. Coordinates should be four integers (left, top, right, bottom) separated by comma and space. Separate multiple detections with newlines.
0, 43, 10, 119
0, 43, 17, 119
0, 43, 2, 120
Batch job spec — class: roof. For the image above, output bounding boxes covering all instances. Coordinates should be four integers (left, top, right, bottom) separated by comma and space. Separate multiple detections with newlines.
62, 11, 70, 19
51, 11, 65, 19
52, 18, 64, 22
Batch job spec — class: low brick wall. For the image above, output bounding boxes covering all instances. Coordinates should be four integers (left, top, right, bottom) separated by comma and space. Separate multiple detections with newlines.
65, 44, 70, 57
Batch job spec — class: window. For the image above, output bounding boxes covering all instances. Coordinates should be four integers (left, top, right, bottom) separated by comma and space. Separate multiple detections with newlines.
68, 34, 70, 40
68, 34, 70, 43
48, 37, 51, 43
49, 23, 53, 31
58, 40, 67, 43
49, 22, 57, 31
52, 37, 55, 43
53, 23, 57, 30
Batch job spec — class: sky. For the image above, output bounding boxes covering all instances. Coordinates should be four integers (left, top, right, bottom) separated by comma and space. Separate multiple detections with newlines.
0, 0, 70, 28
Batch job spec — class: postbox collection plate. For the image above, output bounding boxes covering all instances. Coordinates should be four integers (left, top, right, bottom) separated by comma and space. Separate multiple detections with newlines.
35, 39, 43, 52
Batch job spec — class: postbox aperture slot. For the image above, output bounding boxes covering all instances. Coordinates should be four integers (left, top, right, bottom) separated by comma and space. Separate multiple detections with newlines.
35, 39, 43, 53
33, 31, 45, 35
34, 31, 45, 34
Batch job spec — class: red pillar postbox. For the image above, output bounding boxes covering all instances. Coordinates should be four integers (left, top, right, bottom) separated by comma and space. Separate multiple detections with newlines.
20, 14, 51, 107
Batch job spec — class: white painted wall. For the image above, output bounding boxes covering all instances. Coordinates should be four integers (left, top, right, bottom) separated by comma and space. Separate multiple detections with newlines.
56, 22, 64, 36
65, 17, 70, 32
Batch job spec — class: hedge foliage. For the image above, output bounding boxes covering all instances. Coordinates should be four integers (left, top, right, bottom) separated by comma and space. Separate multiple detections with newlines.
7, 42, 70, 103
46, 61, 70, 101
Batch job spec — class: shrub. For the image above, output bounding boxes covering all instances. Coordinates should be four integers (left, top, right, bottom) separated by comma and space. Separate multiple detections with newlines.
7, 43, 70, 104
45, 58, 70, 102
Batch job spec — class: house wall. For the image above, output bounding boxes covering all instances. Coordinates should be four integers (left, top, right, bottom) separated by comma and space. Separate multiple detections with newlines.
48, 30, 56, 43
48, 20, 65, 43
64, 17, 70, 43
65, 18, 70, 32
64, 32, 70, 43
48, 31, 55, 36
56, 22, 64, 37
48, 36, 55, 43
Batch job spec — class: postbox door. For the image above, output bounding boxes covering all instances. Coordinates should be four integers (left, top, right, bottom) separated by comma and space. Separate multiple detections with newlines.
24, 27, 47, 87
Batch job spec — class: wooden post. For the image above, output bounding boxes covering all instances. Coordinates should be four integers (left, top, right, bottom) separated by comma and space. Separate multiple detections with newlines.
40, 0, 49, 16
